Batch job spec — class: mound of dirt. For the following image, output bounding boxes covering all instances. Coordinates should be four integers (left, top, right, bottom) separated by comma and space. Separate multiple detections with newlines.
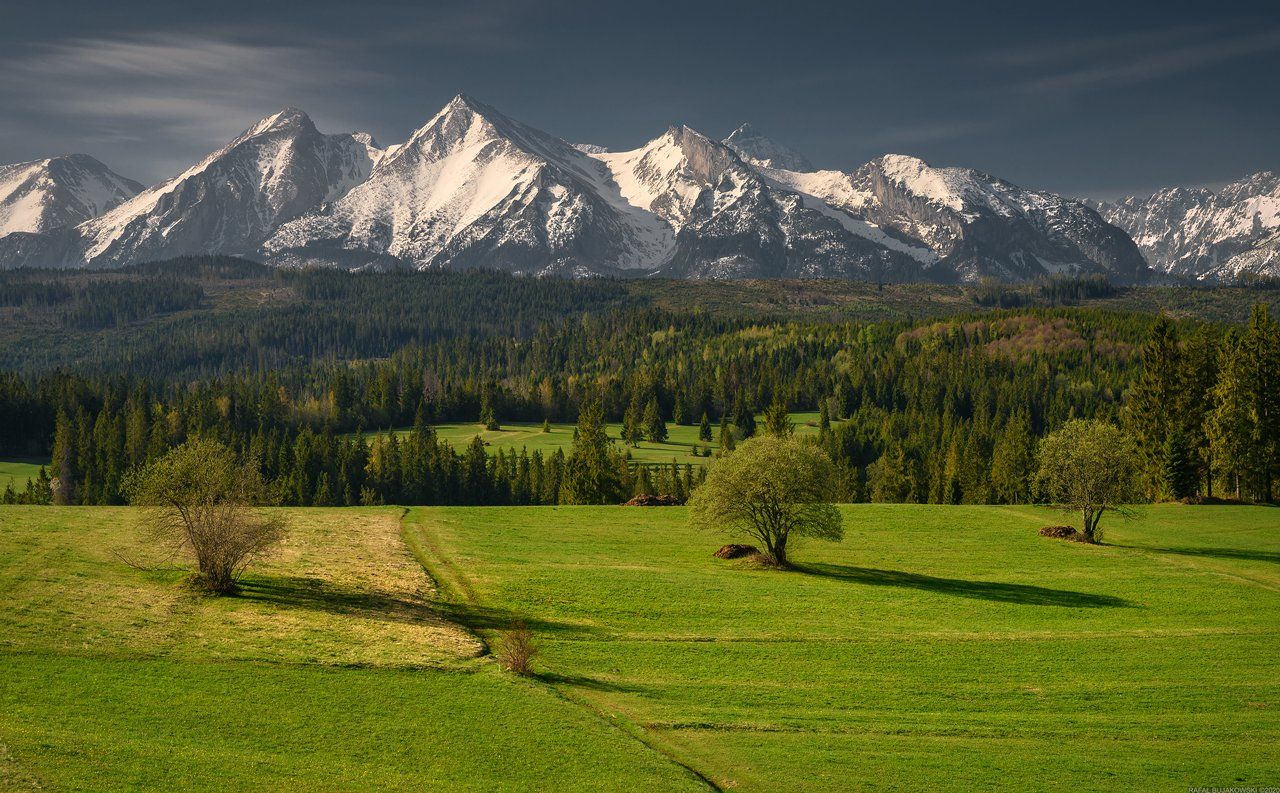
623, 494, 682, 506
1039, 525, 1079, 539
714, 544, 760, 559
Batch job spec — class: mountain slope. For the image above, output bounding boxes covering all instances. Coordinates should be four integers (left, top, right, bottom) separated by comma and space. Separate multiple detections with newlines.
73, 108, 382, 267
1097, 172, 1280, 280
594, 126, 925, 279
266, 95, 675, 274
763, 154, 1148, 282
0, 155, 142, 237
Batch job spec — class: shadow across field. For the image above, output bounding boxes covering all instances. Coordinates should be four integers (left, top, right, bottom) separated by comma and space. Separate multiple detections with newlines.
798, 564, 1133, 608
535, 671, 649, 694
1114, 545, 1280, 565
239, 576, 601, 637
236, 577, 442, 625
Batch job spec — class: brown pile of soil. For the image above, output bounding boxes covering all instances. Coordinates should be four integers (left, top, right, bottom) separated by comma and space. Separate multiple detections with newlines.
623, 494, 682, 506
1039, 525, 1079, 539
713, 544, 760, 559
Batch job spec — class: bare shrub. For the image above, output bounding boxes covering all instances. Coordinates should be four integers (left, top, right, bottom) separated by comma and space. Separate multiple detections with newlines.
497, 621, 538, 675
124, 438, 285, 595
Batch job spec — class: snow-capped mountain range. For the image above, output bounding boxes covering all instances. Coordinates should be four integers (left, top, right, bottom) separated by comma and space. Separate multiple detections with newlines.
1095, 172, 1280, 281
0, 94, 1270, 282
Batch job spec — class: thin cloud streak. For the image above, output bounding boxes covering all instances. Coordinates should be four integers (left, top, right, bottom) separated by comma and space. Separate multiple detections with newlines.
0, 32, 387, 181
1006, 26, 1280, 93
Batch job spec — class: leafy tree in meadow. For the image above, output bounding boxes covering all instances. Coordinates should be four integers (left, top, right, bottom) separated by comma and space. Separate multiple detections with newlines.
1034, 420, 1139, 543
688, 436, 842, 568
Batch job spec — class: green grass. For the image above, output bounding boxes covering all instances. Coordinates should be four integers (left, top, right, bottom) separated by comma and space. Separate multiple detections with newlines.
0, 506, 704, 791
3, 503, 1276, 790
0, 459, 45, 492
406, 503, 1280, 791
402, 411, 831, 467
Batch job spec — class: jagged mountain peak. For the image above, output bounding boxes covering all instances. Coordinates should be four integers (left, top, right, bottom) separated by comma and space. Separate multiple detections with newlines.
723, 123, 813, 172
1098, 168, 1280, 280
0, 154, 142, 237
242, 106, 316, 139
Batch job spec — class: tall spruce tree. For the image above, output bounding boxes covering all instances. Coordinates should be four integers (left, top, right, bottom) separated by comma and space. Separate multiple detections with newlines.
1127, 316, 1184, 497
563, 401, 624, 504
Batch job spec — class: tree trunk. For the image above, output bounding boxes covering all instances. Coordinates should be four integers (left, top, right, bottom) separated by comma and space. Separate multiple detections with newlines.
768, 539, 789, 568
1081, 509, 1097, 544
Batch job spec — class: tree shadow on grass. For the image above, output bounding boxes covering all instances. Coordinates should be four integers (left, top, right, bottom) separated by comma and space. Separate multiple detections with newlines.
534, 671, 648, 694
797, 564, 1134, 608
237, 576, 599, 637
1111, 545, 1280, 565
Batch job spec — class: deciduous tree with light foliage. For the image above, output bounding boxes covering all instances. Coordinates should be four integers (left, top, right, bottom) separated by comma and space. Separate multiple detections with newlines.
124, 438, 286, 594
688, 436, 842, 567
1034, 420, 1138, 543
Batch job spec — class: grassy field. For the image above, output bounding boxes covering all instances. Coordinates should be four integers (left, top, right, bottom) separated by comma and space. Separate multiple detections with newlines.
406, 503, 1280, 791
0, 459, 45, 492
0, 506, 704, 791
406, 411, 831, 467
2, 503, 1276, 790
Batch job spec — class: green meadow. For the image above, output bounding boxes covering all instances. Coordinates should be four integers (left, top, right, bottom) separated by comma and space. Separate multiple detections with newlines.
402, 411, 831, 467
0, 459, 45, 492
2, 503, 1277, 790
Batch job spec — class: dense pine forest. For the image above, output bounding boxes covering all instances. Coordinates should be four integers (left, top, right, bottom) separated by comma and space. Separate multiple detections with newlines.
0, 257, 1277, 507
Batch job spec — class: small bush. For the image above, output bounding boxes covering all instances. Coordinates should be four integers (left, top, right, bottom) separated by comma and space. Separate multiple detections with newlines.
497, 621, 538, 675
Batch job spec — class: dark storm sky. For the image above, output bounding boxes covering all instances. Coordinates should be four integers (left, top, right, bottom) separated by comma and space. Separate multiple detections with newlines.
2, 0, 1277, 199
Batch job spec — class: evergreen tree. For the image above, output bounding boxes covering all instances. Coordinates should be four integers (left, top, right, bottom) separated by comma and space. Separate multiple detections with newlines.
990, 413, 1034, 503
718, 415, 736, 454
480, 394, 499, 431
563, 401, 624, 505
1242, 304, 1280, 500
621, 399, 642, 446
1127, 316, 1183, 496
732, 392, 756, 439
1162, 429, 1197, 501
643, 397, 667, 443
763, 400, 793, 437
698, 411, 712, 442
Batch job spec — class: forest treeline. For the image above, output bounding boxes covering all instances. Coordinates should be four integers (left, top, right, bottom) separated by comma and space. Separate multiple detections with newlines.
0, 263, 1277, 506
